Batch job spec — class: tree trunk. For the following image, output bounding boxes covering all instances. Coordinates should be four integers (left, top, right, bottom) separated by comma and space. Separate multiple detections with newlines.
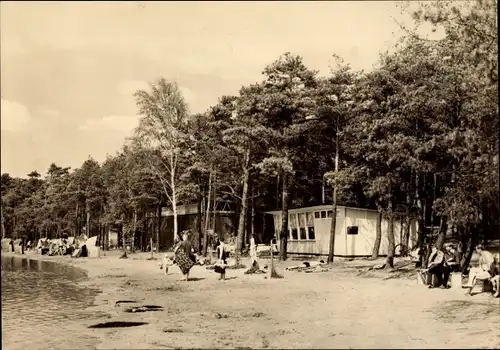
276, 175, 280, 209
416, 173, 427, 266
121, 224, 127, 257
203, 171, 212, 256
280, 172, 289, 261
171, 170, 179, 242
212, 171, 217, 233
74, 202, 79, 237
434, 216, 448, 251
132, 208, 137, 253
384, 189, 395, 269
481, 203, 489, 246
236, 148, 250, 253
385, 208, 395, 269
460, 227, 478, 272
197, 192, 203, 253
327, 138, 340, 264
156, 204, 161, 252
86, 203, 90, 238
327, 187, 338, 263
1, 203, 6, 240
371, 209, 383, 259
402, 214, 411, 257
105, 224, 109, 251
251, 184, 255, 241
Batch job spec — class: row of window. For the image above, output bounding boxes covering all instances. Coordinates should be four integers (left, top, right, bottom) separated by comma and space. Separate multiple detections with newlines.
314, 210, 334, 219
289, 227, 316, 240
274, 209, 344, 241
286, 225, 359, 240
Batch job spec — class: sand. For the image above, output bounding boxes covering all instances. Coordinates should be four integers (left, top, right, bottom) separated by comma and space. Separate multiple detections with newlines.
8, 250, 500, 349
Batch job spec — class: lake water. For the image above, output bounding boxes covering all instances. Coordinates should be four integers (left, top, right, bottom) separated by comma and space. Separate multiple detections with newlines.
1, 256, 102, 350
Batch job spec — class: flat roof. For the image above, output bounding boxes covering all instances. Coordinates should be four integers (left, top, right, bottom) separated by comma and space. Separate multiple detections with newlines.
264, 204, 378, 215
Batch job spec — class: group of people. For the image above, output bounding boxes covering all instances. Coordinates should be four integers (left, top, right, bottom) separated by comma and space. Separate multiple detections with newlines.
464, 244, 499, 297
167, 231, 230, 282
425, 243, 500, 297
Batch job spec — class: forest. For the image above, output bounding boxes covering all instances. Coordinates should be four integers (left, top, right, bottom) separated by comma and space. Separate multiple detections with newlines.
1, 1, 497, 271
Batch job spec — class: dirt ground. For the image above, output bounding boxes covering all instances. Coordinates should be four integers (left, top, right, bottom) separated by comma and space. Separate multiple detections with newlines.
20, 251, 500, 349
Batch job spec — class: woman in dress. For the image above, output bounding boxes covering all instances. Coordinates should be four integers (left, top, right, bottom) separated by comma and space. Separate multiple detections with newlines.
174, 232, 196, 281
214, 236, 228, 280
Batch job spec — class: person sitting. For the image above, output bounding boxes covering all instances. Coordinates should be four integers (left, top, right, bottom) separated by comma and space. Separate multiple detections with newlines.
444, 244, 461, 272
464, 244, 494, 295
426, 245, 451, 289
489, 253, 500, 298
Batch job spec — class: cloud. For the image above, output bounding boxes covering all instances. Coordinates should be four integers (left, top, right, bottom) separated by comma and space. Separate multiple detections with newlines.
179, 86, 196, 105
79, 115, 140, 134
1, 98, 32, 132
117, 80, 150, 96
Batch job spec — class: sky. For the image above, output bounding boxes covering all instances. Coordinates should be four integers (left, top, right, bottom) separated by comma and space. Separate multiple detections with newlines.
1, 1, 421, 178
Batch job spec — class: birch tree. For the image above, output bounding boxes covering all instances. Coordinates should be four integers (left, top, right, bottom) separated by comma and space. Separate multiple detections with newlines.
133, 78, 189, 241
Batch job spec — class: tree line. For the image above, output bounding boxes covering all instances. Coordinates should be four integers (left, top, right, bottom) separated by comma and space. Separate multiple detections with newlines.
1, 1, 497, 270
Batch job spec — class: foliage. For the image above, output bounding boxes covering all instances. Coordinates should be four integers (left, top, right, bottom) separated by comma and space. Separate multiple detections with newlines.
2, 1, 497, 260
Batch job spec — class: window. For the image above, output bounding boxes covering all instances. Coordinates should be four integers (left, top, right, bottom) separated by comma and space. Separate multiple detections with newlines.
321, 211, 327, 219
289, 214, 298, 229
300, 227, 307, 240
347, 226, 359, 235
327, 210, 333, 218
298, 213, 306, 227
314, 211, 320, 219
308, 227, 315, 240
306, 213, 314, 227
291, 228, 298, 240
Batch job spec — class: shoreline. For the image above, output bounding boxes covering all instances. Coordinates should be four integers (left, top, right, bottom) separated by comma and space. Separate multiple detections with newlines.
3, 251, 499, 349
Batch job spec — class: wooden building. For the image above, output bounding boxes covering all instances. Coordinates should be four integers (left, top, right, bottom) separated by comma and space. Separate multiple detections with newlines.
265, 205, 417, 257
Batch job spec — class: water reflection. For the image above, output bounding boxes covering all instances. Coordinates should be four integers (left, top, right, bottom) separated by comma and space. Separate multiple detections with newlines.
2, 257, 102, 350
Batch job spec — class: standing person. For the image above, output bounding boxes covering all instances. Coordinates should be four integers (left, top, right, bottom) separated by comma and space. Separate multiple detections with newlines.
464, 244, 495, 294
174, 232, 196, 282
250, 234, 258, 266
214, 236, 228, 280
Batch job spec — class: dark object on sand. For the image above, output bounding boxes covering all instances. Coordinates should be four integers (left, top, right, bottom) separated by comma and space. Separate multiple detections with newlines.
124, 305, 164, 313
80, 245, 88, 257
214, 265, 226, 273
245, 260, 266, 274
88, 321, 148, 329
114, 300, 139, 307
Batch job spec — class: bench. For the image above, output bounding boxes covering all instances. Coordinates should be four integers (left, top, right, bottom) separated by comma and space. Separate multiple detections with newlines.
417, 269, 440, 287
467, 276, 493, 295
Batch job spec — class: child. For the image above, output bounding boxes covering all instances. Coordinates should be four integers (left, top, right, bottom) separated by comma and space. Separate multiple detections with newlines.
490, 253, 500, 298
214, 237, 228, 280
160, 254, 174, 275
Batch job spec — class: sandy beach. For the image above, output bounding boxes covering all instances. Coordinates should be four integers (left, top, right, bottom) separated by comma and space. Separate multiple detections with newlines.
5, 250, 499, 349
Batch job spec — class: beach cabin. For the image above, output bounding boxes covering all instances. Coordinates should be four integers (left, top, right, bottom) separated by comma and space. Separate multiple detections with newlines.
157, 200, 238, 249
265, 205, 417, 257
